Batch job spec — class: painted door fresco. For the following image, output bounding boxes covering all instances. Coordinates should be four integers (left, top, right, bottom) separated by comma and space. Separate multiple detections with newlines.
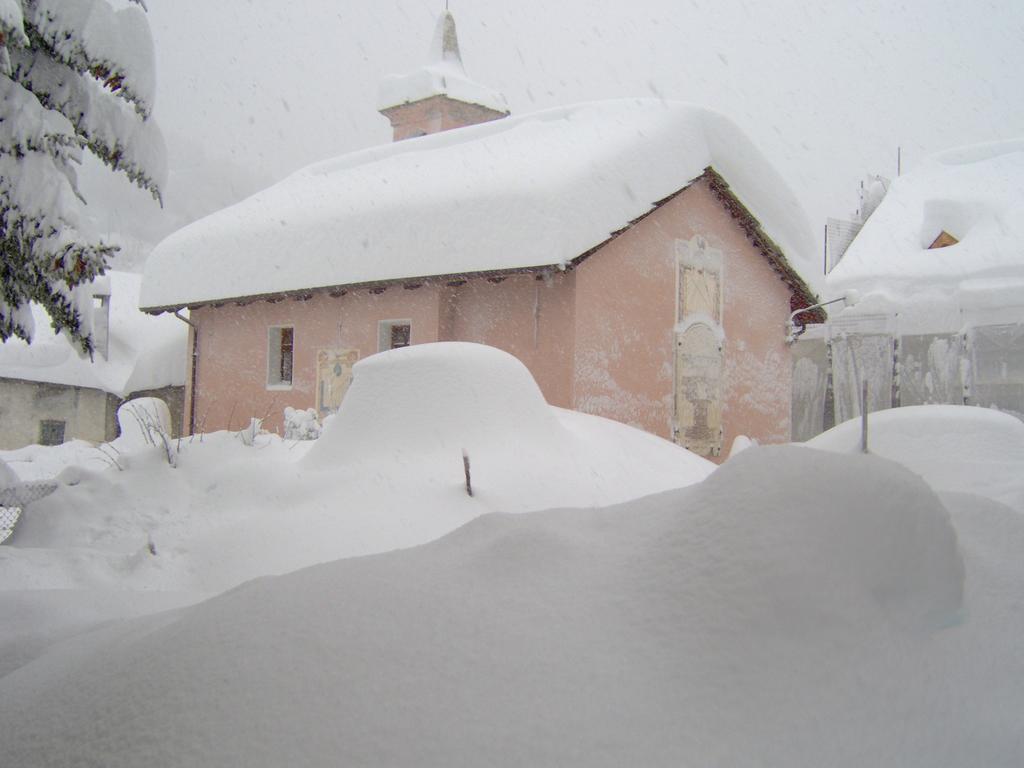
675, 323, 723, 456
674, 237, 724, 457
316, 349, 359, 416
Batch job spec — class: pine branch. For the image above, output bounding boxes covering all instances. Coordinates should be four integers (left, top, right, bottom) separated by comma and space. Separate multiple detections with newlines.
0, 212, 113, 354
11, 48, 162, 201
23, 3, 153, 118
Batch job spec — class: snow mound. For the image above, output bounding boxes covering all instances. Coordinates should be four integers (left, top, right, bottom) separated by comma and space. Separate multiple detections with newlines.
0, 344, 711, 596
111, 397, 174, 450
693, 447, 963, 631
0, 448, 979, 767
805, 405, 1024, 512
302, 342, 710, 518
306, 342, 566, 466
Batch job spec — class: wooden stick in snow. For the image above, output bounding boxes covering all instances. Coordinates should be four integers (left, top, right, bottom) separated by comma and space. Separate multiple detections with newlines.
462, 449, 473, 497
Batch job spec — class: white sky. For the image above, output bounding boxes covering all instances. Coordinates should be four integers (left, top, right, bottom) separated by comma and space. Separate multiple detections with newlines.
96, 0, 1024, 275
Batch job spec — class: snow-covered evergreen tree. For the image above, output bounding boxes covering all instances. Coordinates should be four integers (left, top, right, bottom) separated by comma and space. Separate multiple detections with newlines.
0, 0, 165, 355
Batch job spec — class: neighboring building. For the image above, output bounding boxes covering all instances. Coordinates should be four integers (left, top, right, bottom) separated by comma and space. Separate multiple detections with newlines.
792, 140, 1024, 440
825, 175, 890, 274
141, 13, 822, 460
0, 271, 187, 449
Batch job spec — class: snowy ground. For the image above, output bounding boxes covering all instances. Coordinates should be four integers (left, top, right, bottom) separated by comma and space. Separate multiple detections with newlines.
0, 344, 711, 675
1, 345, 1022, 765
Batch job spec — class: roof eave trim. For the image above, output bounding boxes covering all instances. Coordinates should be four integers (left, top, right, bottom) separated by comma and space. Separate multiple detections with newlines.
139, 263, 565, 316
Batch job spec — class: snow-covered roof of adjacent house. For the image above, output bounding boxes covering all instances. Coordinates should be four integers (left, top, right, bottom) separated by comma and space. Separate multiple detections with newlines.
140, 99, 820, 311
827, 139, 1024, 321
377, 10, 508, 115
0, 271, 186, 396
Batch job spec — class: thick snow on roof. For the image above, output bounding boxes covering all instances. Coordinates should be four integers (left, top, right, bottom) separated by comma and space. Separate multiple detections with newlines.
0, 271, 186, 396
827, 139, 1024, 316
141, 99, 819, 310
377, 10, 507, 114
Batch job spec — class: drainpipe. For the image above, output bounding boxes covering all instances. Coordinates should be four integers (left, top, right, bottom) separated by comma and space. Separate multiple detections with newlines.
173, 311, 199, 435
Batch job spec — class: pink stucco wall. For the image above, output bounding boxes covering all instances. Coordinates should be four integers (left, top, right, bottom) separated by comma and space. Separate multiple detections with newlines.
191, 287, 444, 435
573, 178, 795, 455
380, 95, 508, 141
186, 177, 796, 459
439, 273, 576, 408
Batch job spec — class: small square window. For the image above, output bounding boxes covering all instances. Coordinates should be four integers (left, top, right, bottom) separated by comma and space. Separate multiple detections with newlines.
378, 320, 411, 352
268, 326, 294, 387
39, 420, 65, 446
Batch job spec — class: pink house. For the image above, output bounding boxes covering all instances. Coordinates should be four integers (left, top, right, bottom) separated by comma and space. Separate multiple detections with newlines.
141, 12, 821, 460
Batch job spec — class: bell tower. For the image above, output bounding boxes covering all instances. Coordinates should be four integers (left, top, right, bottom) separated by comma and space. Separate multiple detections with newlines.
378, 10, 509, 141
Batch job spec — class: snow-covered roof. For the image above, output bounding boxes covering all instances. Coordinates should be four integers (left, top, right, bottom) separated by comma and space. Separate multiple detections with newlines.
827, 139, 1024, 317
377, 10, 507, 115
141, 99, 819, 311
0, 271, 186, 396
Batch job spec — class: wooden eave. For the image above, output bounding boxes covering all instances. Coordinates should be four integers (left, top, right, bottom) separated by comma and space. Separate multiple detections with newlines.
139, 264, 562, 316
142, 167, 823, 322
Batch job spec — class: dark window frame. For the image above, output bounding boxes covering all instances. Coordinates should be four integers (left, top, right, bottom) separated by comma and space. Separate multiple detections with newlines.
39, 419, 65, 446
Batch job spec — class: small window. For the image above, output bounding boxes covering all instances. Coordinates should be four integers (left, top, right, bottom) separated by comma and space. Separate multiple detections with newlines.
378, 320, 411, 352
268, 326, 294, 387
39, 420, 65, 446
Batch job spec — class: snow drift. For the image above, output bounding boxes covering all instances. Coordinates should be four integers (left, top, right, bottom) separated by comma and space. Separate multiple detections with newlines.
805, 405, 1024, 512
0, 447, 988, 767
1, 343, 711, 597
307, 342, 562, 464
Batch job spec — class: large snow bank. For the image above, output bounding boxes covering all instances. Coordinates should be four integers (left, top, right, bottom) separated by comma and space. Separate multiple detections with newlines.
804, 405, 1024, 512
0, 271, 186, 395
141, 99, 819, 309
0, 343, 711, 682
2, 447, 1007, 767
827, 139, 1024, 321
0, 343, 710, 597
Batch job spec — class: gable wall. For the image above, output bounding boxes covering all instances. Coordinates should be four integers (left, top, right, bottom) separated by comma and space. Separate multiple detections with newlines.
573, 177, 795, 455
572, 200, 677, 437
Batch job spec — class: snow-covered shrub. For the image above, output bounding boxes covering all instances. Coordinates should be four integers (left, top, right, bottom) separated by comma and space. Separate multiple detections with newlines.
283, 407, 321, 441
239, 417, 263, 447
115, 397, 176, 467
